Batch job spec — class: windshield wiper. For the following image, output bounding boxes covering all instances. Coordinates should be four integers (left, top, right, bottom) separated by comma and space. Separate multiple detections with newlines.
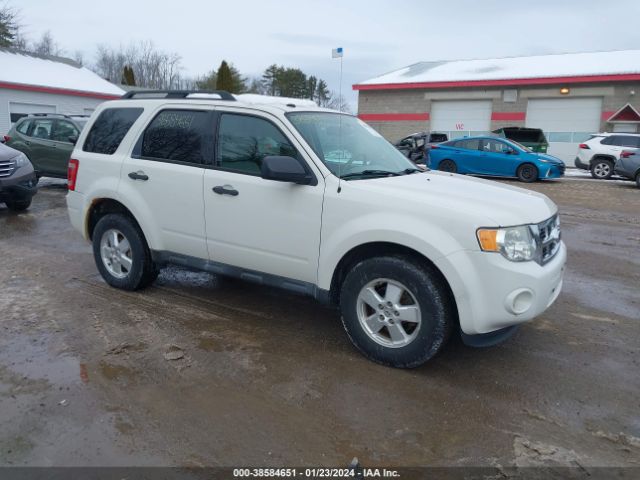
402, 168, 422, 174
340, 169, 402, 179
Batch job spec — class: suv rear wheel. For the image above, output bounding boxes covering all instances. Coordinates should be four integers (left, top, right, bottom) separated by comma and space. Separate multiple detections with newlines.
591, 159, 614, 180
636, 172, 640, 188
339, 256, 453, 368
92, 214, 158, 290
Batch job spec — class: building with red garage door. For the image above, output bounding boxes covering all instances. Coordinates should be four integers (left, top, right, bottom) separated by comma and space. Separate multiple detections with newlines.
354, 50, 640, 165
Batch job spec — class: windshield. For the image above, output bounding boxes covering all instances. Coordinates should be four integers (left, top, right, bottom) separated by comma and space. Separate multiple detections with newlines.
287, 112, 418, 179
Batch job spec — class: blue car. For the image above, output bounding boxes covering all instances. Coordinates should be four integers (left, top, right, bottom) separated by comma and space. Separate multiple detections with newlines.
428, 136, 565, 182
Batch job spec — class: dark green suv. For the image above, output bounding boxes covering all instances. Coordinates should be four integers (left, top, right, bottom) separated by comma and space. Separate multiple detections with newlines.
5, 114, 88, 178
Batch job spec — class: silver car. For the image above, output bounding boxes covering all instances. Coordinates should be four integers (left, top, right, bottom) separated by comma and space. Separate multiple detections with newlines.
0, 142, 38, 211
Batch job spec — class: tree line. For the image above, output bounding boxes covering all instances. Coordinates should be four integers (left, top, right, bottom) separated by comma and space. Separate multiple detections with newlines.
0, 3, 350, 111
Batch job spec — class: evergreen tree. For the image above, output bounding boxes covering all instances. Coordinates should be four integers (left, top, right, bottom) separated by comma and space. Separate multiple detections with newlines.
196, 70, 217, 91
307, 76, 318, 100
121, 65, 136, 86
216, 60, 233, 92
228, 63, 247, 94
0, 5, 18, 48
262, 64, 281, 96
315, 80, 330, 106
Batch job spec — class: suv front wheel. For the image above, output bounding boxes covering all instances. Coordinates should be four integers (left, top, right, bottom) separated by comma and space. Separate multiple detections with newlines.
339, 256, 453, 368
92, 214, 158, 290
591, 159, 614, 180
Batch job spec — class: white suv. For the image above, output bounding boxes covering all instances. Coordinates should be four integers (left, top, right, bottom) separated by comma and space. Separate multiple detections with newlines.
66, 90, 566, 368
575, 133, 640, 179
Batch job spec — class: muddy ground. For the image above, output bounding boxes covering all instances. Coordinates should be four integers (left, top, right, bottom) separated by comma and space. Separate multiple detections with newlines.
0, 173, 638, 469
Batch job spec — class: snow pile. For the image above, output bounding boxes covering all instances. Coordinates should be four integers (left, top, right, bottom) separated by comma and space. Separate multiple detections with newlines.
358, 50, 640, 86
0, 50, 124, 96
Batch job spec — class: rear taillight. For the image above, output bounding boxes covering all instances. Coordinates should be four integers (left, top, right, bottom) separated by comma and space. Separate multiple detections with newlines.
2, 135, 10, 143
621, 150, 636, 158
579, 143, 590, 149
68, 159, 79, 191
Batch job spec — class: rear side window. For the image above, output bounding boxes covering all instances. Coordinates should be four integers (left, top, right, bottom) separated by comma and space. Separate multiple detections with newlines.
459, 139, 481, 150
83, 108, 143, 155
217, 113, 298, 175
16, 120, 31, 135
141, 110, 212, 164
32, 119, 54, 140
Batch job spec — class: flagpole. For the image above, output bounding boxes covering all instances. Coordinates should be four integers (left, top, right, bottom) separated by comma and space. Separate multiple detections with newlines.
339, 55, 343, 113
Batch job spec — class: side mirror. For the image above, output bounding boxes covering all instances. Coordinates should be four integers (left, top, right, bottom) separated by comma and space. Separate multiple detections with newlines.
261, 156, 312, 185
68, 136, 78, 145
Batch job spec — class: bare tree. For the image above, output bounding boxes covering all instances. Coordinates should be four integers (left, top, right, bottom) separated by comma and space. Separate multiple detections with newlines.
32, 30, 63, 56
93, 40, 184, 89
326, 92, 351, 113
72, 50, 84, 66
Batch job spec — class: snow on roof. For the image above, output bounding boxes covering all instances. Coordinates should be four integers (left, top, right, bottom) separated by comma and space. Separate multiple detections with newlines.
235, 93, 318, 107
0, 49, 124, 97
356, 50, 640, 88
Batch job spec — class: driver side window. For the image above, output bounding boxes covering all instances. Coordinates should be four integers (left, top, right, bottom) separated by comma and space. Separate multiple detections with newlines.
482, 139, 509, 153
217, 113, 299, 175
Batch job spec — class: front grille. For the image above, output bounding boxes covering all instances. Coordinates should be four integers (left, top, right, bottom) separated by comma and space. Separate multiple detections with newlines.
0, 159, 15, 178
533, 215, 561, 265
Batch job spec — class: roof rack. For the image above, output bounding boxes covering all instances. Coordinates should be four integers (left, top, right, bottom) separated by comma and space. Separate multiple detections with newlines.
27, 113, 79, 119
121, 90, 236, 101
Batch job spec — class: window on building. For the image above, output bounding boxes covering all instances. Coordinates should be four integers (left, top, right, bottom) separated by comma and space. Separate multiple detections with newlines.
141, 110, 211, 164
217, 113, 298, 175
83, 108, 143, 155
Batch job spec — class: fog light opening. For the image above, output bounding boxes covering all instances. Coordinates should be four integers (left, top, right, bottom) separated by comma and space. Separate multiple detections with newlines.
505, 288, 534, 315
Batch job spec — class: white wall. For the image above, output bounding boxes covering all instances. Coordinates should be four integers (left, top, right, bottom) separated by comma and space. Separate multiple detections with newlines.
0, 88, 109, 135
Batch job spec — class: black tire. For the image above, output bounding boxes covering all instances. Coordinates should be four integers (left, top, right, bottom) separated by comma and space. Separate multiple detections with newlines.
92, 213, 158, 291
590, 159, 614, 180
339, 256, 454, 368
517, 163, 539, 183
438, 159, 457, 173
6, 198, 32, 212
636, 172, 640, 189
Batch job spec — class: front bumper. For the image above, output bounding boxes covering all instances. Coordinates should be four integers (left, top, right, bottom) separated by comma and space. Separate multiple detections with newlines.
0, 169, 38, 202
541, 163, 565, 179
439, 241, 566, 335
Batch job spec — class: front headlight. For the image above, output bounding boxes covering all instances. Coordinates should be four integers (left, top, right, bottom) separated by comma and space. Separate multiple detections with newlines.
13, 152, 29, 168
477, 225, 538, 262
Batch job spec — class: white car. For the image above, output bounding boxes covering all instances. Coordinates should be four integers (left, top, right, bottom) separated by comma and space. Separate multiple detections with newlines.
575, 133, 640, 179
66, 91, 566, 368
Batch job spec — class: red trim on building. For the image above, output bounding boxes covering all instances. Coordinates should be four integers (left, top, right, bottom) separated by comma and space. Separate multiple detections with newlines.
0, 81, 121, 100
358, 113, 429, 122
353, 74, 640, 91
491, 112, 526, 121
606, 103, 640, 122
602, 111, 615, 121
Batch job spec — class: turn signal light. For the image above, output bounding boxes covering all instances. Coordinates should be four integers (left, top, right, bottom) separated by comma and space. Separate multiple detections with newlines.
68, 159, 79, 191
477, 229, 499, 252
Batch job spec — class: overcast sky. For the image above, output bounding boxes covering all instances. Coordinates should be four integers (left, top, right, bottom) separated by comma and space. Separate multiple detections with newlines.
16, 0, 640, 110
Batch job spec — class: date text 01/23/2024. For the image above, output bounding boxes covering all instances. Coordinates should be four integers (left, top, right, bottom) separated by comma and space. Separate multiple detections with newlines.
233, 468, 400, 478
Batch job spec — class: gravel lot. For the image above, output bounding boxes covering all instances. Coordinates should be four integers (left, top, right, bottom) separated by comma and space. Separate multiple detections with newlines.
0, 173, 638, 469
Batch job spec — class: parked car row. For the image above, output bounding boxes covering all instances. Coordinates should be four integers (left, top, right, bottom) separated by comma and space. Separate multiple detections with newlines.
393, 127, 639, 188
427, 135, 565, 183
575, 132, 640, 181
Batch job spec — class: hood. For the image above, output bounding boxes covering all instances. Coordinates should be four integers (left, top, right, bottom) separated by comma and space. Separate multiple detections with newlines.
0, 142, 20, 161
536, 153, 564, 164
345, 171, 557, 227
